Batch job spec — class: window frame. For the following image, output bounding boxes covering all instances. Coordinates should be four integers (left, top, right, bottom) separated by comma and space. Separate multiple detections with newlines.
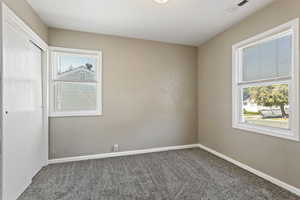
232, 19, 299, 141
49, 46, 102, 117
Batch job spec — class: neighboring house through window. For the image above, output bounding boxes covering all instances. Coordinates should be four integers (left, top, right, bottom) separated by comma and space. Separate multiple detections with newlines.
50, 47, 102, 117
232, 19, 299, 141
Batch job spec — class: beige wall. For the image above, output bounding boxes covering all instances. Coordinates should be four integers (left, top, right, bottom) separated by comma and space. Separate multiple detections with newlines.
48, 28, 198, 159
198, 0, 300, 189
2, 0, 48, 42
7, 0, 298, 189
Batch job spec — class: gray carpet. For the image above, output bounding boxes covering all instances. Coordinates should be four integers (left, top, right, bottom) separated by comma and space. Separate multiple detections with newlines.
18, 148, 299, 200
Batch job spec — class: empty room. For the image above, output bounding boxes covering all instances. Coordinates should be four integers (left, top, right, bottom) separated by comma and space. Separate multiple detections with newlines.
1, 0, 300, 199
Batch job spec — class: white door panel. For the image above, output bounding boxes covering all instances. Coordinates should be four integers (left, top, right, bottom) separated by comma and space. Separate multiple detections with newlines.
27, 42, 44, 177
3, 21, 44, 200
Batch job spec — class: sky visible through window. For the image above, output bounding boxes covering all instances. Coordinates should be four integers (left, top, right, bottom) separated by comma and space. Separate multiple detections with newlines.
59, 54, 97, 73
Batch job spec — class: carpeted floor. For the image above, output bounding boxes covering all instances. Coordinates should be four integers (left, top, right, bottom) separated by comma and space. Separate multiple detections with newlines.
18, 148, 299, 200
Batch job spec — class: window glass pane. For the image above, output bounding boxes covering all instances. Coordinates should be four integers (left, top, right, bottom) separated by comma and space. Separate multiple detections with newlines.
56, 54, 97, 82
243, 45, 260, 81
242, 34, 292, 81
260, 39, 277, 79
242, 84, 289, 129
54, 82, 97, 112
278, 35, 292, 77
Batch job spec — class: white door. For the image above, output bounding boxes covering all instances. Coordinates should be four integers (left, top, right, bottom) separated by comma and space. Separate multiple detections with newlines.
2, 20, 45, 200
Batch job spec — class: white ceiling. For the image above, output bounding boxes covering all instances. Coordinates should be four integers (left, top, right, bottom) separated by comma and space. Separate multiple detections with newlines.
27, 0, 274, 46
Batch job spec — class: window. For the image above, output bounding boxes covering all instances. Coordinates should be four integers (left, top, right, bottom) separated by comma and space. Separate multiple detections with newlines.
50, 47, 102, 117
232, 19, 299, 141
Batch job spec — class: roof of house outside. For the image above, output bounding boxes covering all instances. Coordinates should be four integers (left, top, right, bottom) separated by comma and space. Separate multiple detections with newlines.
57, 65, 96, 81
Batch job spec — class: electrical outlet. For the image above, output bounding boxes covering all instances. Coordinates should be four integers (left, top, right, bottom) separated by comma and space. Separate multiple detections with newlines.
113, 144, 119, 152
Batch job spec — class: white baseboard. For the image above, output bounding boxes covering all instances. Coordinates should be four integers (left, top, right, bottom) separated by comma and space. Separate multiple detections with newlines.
197, 143, 300, 197
48, 144, 199, 164
48, 143, 300, 197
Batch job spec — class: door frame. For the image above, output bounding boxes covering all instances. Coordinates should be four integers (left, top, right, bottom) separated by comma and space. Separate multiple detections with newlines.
0, 2, 49, 199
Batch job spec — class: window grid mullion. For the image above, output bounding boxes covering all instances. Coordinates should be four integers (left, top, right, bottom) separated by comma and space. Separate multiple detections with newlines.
237, 76, 292, 86
50, 47, 102, 117
52, 79, 99, 84
232, 19, 299, 141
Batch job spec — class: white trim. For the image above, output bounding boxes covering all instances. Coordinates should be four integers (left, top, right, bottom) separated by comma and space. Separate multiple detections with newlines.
237, 29, 293, 52
232, 18, 300, 141
232, 19, 299, 51
0, 3, 4, 200
291, 18, 300, 142
48, 143, 300, 197
1, 2, 49, 199
233, 123, 298, 141
197, 144, 300, 197
48, 144, 199, 164
42, 49, 49, 166
49, 46, 103, 117
50, 46, 101, 56
50, 111, 102, 117
2, 3, 47, 51
3, 3, 49, 166
1, 1, 49, 166
237, 76, 291, 86
1, 4, 49, 162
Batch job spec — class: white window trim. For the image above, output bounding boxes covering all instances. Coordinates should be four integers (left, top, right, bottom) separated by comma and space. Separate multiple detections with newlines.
49, 46, 103, 117
232, 18, 300, 141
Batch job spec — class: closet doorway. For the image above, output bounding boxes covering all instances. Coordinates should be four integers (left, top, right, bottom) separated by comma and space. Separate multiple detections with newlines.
1, 3, 48, 200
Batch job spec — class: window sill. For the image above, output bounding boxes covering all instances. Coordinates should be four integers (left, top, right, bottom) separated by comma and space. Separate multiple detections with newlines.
50, 111, 102, 118
233, 122, 299, 142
